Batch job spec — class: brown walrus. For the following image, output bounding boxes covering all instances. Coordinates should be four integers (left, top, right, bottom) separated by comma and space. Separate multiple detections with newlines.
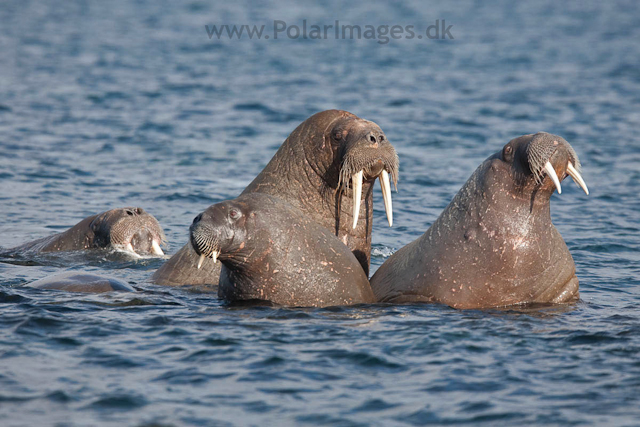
153, 110, 399, 287
370, 132, 589, 309
2, 207, 165, 257
26, 272, 135, 293
189, 194, 375, 307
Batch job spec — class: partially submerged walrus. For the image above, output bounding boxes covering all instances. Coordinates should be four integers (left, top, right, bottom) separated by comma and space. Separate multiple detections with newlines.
189, 194, 375, 307
370, 132, 589, 309
153, 110, 399, 286
26, 272, 135, 293
2, 207, 166, 257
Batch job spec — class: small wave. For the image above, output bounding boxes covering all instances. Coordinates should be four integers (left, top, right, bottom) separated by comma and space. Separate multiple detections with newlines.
372, 247, 395, 258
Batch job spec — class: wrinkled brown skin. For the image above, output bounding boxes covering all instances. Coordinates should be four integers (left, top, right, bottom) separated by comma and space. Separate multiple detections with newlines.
26, 272, 135, 293
2, 207, 165, 255
191, 194, 375, 307
153, 110, 397, 287
370, 133, 581, 309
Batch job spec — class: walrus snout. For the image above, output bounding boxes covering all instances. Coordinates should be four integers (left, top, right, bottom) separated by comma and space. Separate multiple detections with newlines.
189, 210, 224, 270
525, 133, 589, 196
94, 207, 166, 256
339, 127, 399, 230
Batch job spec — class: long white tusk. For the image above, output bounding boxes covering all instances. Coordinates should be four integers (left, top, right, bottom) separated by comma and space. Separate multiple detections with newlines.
567, 162, 589, 195
126, 243, 135, 253
352, 170, 363, 229
197, 253, 206, 269
544, 161, 562, 194
151, 240, 164, 256
380, 170, 393, 227
212, 250, 219, 264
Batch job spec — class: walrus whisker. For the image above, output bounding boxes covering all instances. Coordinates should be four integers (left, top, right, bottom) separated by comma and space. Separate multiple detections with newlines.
567, 162, 589, 195
544, 161, 562, 194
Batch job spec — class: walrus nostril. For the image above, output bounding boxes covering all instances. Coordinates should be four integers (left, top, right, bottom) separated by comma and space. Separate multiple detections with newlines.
125, 209, 135, 216
193, 213, 203, 224
370, 135, 376, 143
135, 207, 144, 215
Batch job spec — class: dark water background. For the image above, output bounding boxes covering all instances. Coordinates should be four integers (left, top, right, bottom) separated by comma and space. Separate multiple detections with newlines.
1, 1, 639, 425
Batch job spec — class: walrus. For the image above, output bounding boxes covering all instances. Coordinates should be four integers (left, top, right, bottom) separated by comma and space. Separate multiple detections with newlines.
152, 110, 399, 287
26, 272, 135, 293
189, 194, 375, 307
370, 132, 589, 309
2, 207, 166, 257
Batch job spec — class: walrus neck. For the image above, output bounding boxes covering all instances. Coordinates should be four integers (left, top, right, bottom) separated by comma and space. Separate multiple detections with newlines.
423, 159, 556, 250
10, 214, 98, 253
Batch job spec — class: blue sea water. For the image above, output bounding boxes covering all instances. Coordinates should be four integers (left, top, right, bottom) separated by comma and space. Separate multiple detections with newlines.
0, 0, 639, 425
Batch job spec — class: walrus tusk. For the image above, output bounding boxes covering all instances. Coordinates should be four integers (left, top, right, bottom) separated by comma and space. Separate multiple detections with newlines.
544, 161, 562, 194
126, 243, 135, 253
197, 251, 218, 269
380, 170, 393, 227
352, 170, 363, 229
151, 240, 164, 256
197, 254, 206, 269
567, 162, 589, 195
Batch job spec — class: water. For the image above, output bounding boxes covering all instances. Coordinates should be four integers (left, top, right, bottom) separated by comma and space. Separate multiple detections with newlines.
1, 0, 639, 425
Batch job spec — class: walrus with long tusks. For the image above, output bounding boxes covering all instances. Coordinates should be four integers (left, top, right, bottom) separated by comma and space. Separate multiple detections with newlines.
189, 194, 375, 307
1, 207, 166, 257
152, 110, 399, 287
370, 132, 589, 309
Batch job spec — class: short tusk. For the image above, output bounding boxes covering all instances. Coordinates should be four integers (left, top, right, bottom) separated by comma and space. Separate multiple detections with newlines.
197, 253, 206, 269
544, 161, 562, 194
567, 162, 589, 195
126, 243, 135, 253
212, 250, 219, 264
151, 240, 164, 256
380, 170, 393, 227
352, 170, 363, 229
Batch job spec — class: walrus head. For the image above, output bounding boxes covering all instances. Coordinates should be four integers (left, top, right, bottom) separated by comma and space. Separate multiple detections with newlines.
497, 132, 589, 199
244, 110, 399, 231
332, 116, 399, 228
90, 207, 166, 256
189, 201, 248, 269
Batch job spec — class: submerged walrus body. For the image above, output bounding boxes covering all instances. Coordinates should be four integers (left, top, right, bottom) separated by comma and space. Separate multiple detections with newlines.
2, 207, 166, 257
371, 133, 589, 309
153, 110, 399, 287
26, 272, 135, 293
189, 194, 375, 307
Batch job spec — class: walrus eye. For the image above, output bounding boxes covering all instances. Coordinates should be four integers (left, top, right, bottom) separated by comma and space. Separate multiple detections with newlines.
229, 209, 241, 220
